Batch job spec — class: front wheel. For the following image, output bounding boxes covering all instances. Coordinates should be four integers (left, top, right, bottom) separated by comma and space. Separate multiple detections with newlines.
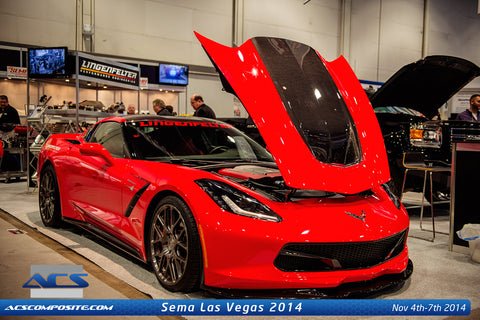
148, 196, 202, 292
38, 165, 62, 228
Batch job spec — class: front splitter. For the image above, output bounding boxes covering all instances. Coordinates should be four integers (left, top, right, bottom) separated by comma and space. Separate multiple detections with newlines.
203, 259, 414, 299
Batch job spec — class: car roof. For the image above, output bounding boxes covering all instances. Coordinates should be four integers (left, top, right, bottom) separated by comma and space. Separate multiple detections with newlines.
99, 115, 227, 125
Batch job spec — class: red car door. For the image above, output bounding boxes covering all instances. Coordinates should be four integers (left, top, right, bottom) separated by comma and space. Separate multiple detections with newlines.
68, 121, 129, 236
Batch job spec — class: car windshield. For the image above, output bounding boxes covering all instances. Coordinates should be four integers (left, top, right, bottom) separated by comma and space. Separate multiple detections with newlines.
125, 119, 274, 162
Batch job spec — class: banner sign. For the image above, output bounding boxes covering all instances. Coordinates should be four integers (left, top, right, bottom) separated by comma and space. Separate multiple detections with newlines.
7, 66, 27, 79
139, 77, 148, 89
0, 299, 470, 316
79, 57, 139, 86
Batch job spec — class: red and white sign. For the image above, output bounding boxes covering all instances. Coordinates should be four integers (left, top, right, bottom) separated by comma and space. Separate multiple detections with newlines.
140, 77, 148, 88
7, 66, 27, 79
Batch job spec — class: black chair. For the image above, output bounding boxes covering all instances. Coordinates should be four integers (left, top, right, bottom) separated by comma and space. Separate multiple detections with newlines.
400, 152, 451, 241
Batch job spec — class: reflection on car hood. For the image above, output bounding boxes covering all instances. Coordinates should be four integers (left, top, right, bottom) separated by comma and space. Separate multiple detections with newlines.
370, 56, 480, 119
195, 32, 390, 194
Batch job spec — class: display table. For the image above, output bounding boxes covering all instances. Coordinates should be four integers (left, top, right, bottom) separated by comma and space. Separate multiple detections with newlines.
449, 136, 480, 250
0, 146, 27, 182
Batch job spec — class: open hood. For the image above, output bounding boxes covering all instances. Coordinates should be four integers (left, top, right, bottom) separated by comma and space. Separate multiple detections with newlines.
370, 56, 480, 119
195, 32, 390, 194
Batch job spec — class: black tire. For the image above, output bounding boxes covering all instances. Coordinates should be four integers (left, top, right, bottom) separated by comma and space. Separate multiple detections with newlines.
148, 196, 202, 292
38, 165, 62, 228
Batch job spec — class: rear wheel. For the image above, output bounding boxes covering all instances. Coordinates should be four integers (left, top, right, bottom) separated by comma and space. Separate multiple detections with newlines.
38, 165, 62, 228
148, 196, 202, 292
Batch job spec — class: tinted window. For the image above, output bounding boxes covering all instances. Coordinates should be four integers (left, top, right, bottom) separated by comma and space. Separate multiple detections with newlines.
88, 122, 127, 158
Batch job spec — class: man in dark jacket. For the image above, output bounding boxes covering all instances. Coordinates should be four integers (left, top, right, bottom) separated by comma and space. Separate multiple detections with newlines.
0, 95, 21, 172
190, 94, 216, 119
0, 95, 20, 132
153, 98, 172, 116
456, 94, 480, 122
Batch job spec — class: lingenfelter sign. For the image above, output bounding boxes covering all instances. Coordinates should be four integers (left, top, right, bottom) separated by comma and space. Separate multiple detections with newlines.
79, 57, 139, 86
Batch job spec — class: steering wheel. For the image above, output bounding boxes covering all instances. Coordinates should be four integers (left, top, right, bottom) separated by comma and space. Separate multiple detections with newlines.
208, 146, 229, 154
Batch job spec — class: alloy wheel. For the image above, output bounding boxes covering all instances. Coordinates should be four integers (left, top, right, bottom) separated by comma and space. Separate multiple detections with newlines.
38, 165, 62, 227
150, 203, 189, 286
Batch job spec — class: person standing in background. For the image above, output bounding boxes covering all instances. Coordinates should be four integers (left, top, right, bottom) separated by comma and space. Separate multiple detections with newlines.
0, 95, 20, 172
153, 98, 172, 115
456, 94, 480, 122
126, 104, 136, 115
0, 95, 20, 132
165, 105, 177, 116
190, 94, 216, 119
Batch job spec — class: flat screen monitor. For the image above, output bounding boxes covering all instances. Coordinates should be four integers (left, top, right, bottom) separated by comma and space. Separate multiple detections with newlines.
28, 47, 68, 78
159, 63, 188, 86
140, 64, 158, 84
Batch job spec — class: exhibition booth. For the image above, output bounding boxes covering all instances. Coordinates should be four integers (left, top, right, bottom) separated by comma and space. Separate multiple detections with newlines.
0, 44, 188, 186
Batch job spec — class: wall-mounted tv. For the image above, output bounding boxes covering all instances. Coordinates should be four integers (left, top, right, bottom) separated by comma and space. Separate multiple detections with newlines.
28, 47, 68, 78
159, 63, 188, 86
140, 64, 158, 84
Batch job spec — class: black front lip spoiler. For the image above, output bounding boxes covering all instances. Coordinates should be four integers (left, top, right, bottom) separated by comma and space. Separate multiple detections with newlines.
203, 259, 413, 299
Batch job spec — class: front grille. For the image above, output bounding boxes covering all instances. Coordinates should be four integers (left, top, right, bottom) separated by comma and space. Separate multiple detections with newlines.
274, 229, 407, 272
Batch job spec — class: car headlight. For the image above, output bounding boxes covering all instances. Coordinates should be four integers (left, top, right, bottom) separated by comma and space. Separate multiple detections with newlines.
410, 123, 442, 148
195, 179, 282, 222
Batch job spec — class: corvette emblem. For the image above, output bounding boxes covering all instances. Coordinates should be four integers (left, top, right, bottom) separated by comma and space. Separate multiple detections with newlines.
345, 210, 366, 222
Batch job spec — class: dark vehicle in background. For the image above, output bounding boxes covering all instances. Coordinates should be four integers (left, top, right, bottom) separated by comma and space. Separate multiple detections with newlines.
370, 55, 480, 199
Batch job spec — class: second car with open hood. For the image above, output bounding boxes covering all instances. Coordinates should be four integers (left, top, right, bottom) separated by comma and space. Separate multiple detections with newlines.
370, 55, 480, 198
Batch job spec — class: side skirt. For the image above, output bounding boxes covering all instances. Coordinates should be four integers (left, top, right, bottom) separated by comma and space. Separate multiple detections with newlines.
63, 217, 145, 262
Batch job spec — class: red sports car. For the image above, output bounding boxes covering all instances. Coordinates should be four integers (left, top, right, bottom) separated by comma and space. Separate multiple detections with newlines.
37, 33, 412, 297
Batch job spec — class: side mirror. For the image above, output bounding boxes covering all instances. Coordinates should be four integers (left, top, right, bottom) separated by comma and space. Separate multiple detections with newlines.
79, 143, 114, 166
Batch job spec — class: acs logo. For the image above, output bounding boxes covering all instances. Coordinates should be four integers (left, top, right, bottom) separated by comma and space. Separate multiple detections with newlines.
23, 265, 89, 298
